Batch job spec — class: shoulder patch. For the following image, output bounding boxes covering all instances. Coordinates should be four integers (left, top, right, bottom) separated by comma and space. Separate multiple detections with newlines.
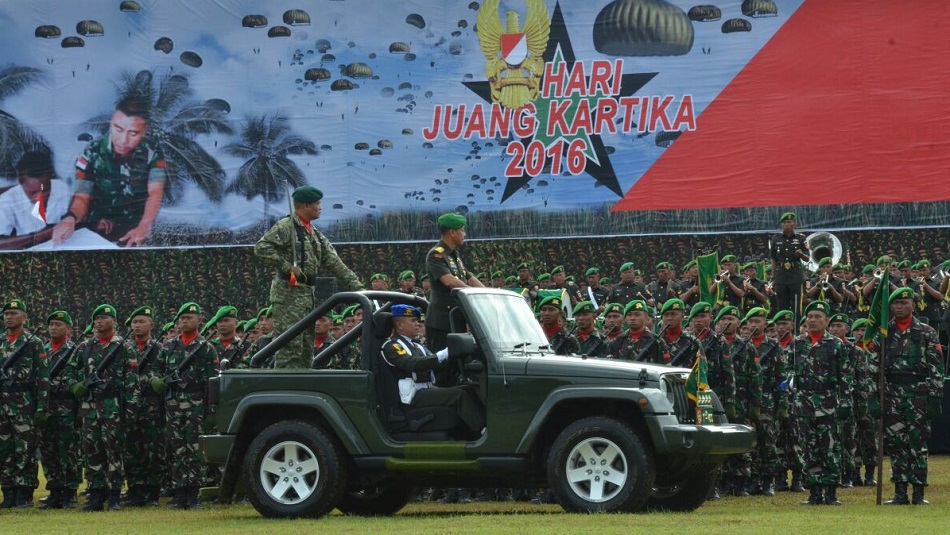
434, 246, 444, 253
392, 343, 407, 355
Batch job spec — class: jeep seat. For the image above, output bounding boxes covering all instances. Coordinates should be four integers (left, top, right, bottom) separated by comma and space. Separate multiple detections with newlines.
372, 312, 460, 440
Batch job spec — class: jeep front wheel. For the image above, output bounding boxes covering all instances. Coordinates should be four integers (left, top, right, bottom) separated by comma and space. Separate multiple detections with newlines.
547, 416, 654, 513
243, 420, 347, 518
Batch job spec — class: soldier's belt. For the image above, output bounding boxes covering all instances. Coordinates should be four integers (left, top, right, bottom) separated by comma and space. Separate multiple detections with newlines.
886, 373, 925, 385
171, 383, 204, 394
278, 272, 312, 286
49, 391, 77, 401
89, 387, 119, 398
783, 262, 793, 269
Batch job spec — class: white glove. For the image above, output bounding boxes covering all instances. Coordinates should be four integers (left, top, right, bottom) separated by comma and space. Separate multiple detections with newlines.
436, 348, 449, 363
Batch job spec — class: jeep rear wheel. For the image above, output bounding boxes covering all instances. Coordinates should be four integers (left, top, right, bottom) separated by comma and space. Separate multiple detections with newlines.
336, 486, 411, 516
547, 416, 654, 513
243, 420, 347, 518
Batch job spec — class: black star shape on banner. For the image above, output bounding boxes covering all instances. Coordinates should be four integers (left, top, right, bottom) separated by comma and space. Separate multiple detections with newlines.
463, 2, 657, 202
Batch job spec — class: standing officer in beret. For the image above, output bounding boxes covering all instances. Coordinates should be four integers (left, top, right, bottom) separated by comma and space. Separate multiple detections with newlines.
788, 301, 852, 506
551, 266, 583, 306
770, 212, 809, 317
255, 185, 363, 369
608, 262, 649, 308
206, 305, 250, 370
148, 302, 217, 509
536, 295, 580, 356
122, 305, 166, 506
601, 303, 625, 344
424, 212, 484, 353
39, 310, 82, 509
647, 262, 680, 312
65, 304, 137, 511
584, 268, 609, 311
870, 287, 945, 505
0, 300, 49, 508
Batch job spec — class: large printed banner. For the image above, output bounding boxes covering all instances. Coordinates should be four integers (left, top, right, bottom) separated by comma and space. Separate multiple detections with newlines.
0, 0, 947, 250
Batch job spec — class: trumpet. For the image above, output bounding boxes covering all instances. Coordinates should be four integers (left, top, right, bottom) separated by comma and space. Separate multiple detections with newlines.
872, 267, 887, 279
940, 267, 950, 279
820, 274, 830, 291
714, 270, 729, 283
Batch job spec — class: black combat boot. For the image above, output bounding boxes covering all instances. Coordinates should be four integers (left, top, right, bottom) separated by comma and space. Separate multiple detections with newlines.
170, 487, 189, 509
840, 472, 853, 488
864, 465, 877, 486
774, 471, 790, 492
0, 486, 16, 509
145, 485, 161, 506
761, 475, 776, 497
734, 476, 751, 497
801, 484, 822, 505
885, 482, 910, 505
80, 489, 106, 512
15, 487, 34, 508
124, 485, 147, 507
790, 472, 805, 492
188, 487, 204, 509
41, 488, 63, 510
823, 485, 841, 505
911, 484, 929, 505
108, 489, 121, 511
61, 488, 78, 509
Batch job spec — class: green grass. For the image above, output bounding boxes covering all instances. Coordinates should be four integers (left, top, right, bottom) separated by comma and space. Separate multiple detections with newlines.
2, 457, 948, 534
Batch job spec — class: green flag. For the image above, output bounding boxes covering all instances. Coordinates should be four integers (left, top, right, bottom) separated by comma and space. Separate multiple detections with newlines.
863, 277, 889, 348
696, 252, 720, 307
685, 351, 708, 404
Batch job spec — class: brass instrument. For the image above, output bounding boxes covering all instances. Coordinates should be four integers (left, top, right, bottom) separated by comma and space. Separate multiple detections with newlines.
805, 232, 843, 273
714, 270, 729, 284
872, 267, 887, 279
820, 274, 830, 291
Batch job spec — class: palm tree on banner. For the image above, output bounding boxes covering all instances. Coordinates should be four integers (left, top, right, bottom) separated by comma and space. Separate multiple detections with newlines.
221, 114, 317, 219
0, 65, 50, 179
82, 70, 232, 203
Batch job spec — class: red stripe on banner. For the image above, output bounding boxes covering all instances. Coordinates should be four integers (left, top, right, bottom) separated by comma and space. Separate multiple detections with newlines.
614, 0, 950, 211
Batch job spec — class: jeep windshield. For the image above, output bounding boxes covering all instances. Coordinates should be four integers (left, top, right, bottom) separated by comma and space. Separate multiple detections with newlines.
465, 291, 551, 354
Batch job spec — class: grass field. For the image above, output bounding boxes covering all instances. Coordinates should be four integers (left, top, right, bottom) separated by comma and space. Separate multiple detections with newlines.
2, 457, 948, 534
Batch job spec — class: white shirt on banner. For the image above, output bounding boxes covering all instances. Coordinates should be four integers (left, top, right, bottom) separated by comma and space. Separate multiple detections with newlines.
0, 180, 70, 236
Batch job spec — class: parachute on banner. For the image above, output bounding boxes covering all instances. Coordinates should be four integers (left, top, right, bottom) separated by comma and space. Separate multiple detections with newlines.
61, 36, 85, 48
76, 20, 104, 37
315, 39, 331, 52
721, 18, 752, 33
449, 42, 463, 55
320, 144, 333, 151
154, 37, 173, 54
742, 0, 777, 18
469, 2, 480, 10
378, 140, 393, 149
380, 87, 394, 97
368, 52, 376, 59
205, 98, 231, 114
347, 41, 356, 48
180, 51, 203, 68
242, 15, 268, 28
321, 54, 336, 63
451, 30, 462, 37
332, 203, 343, 209
389, 42, 410, 54
655, 130, 683, 147
593, 0, 693, 56
268, 26, 291, 38
398, 82, 412, 90
406, 13, 426, 29
283, 9, 311, 26
424, 90, 433, 98
331, 79, 353, 91
355, 142, 370, 150
77, 133, 93, 142
422, 142, 434, 149
402, 128, 414, 135
369, 148, 382, 155
35, 25, 61, 39
537, 179, 549, 187
305, 68, 331, 80
119, 1, 141, 12
343, 62, 373, 79
404, 53, 417, 61
458, 19, 468, 29
688, 5, 722, 21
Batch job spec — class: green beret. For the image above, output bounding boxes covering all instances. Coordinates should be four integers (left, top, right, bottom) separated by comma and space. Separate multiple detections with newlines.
851, 318, 868, 331
517, 262, 530, 271
741, 307, 768, 324
599, 277, 611, 284
204, 306, 238, 332
721, 254, 737, 263
292, 185, 323, 203
689, 302, 712, 317
3, 299, 26, 314
243, 318, 258, 331
915, 259, 931, 269
740, 262, 755, 271
603, 303, 624, 316
714, 305, 739, 324
572, 301, 596, 315
862, 264, 875, 274
341, 304, 359, 319
833, 263, 845, 271
585, 267, 600, 277
92, 304, 116, 318
399, 270, 415, 280
817, 257, 832, 268
475, 272, 486, 280
876, 255, 892, 266
491, 270, 504, 278
803, 300, 830, 316
780, 211, 796, 222
566, 275, 575, 282
660, 299, 686, 315
771, 310, 794, 322
504, 276, 517, 285
235, 320, 247, 333
161, 321, 175, 334
370, 273, 389, 282
257, 306, 273, 319
537, 273, 551, 282
889, 287, 915, 303
175, 302, 202, 321
897, 259, 911, 270
829, 313, 850, 325
47, 310, 73, 326
624, 300, 649, 315
124, 305, 154, 326
655, 262, 673, 271
535, 295, 563, 313
437, 212, 466, 229
682, 260, 697, 271
331, 314, 343, 327
939, 260, 950, 270
82, 323, 94, 336
420, 274, 430, 281
619, 262, 635, 273
551, 265, 565, 275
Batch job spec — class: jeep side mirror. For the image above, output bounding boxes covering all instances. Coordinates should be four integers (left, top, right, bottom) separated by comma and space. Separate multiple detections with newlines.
447, 332, 476, 359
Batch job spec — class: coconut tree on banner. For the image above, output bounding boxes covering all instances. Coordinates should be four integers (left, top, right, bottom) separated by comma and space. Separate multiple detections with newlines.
82, 69, 233, 203
221, 113, 317, 220
0, 65, 50, 179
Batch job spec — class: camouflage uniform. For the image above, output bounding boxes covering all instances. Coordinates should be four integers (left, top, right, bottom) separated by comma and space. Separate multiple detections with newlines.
788, 331, 852, 497
0, 331, 48, 505
663, 329, 701, 368
608, 330, 668, 363
39, 338, 82, 504
211, 336, 252, 370
698, 331, 735, 418
837, 340, 863, 486
66, 334, 138, 497
255, 213, 363, 368
721, 335, 762, 494
123, 338, 167, 503
545, 325, 580, 355
751, 336, 787, 489
74, 136, 167, 240
854, 343, 878, 484
576, 328, 608, 358
149, 333, 217, 496
873, 317, 944, 492
247, 332, 274, 368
